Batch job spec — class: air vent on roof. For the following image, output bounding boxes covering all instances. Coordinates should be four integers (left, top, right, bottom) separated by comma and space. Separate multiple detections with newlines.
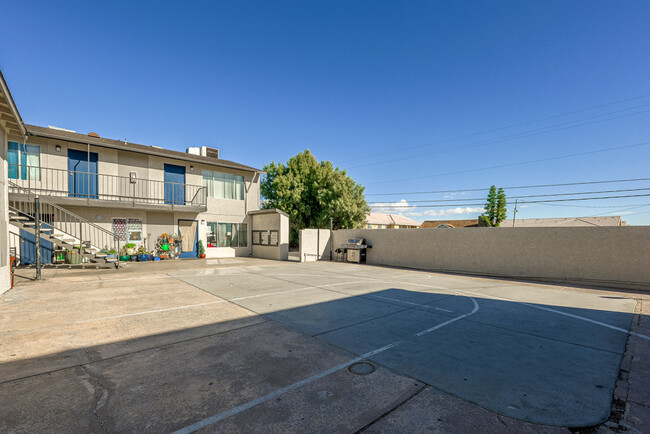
204, 147, 219, 159
88, 132, 100, 138
47, 125, 76, 133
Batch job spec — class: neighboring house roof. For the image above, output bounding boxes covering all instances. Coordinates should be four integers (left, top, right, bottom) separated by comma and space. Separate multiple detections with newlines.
25, 124, 263, 173
420, 219, 479, 228
501, 216, 624, 227
0, 69, 26, 138
366, 212, 419, 226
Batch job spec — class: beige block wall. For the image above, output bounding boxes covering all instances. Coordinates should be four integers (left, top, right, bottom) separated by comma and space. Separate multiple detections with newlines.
332, 227, 650, 290
0, 128, 10, 295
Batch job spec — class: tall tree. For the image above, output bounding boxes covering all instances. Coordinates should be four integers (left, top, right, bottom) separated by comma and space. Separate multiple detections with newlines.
480, 185, 507, 227
261, 150, 370, 245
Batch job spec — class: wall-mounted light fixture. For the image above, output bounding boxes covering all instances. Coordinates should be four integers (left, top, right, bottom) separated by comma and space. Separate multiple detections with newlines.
200, 219, 205, 225
55, 145, 61, 152
190, 165, 194, 171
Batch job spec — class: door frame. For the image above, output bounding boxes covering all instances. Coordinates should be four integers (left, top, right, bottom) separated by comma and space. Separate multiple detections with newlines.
178, 219, 198, 259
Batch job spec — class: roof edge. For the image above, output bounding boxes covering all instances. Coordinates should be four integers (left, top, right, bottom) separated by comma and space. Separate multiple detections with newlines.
0, 69, 26, 136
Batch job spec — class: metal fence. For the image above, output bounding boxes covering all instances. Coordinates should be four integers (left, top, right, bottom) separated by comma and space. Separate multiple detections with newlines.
8, 181, 120, 253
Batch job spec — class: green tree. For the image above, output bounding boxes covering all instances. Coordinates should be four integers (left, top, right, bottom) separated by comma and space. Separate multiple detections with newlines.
261, 150, 370, 246
480, 185, 507, 227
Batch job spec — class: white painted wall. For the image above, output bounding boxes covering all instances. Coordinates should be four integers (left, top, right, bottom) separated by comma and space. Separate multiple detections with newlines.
332, 227, 650, 290
299, 229, 332, 262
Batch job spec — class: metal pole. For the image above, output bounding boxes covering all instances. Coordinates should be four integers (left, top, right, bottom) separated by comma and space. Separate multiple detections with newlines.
34, 196, 41, 280
512, 199, 518, 227
329, 216, 333, 261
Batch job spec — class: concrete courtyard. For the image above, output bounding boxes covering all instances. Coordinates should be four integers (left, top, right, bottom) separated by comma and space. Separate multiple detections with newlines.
1, 259, 649, 433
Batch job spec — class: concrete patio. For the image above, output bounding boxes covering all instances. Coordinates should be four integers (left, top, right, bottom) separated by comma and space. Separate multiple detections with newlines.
1, 259, 648, 432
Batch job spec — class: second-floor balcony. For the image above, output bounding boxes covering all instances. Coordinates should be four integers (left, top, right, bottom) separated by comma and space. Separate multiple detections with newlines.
8, 164, 207, 211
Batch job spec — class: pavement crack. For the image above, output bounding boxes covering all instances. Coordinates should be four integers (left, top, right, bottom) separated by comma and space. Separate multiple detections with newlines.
355, 385, 427, 433
496, 414, 508, 427
80, 355, 110, 434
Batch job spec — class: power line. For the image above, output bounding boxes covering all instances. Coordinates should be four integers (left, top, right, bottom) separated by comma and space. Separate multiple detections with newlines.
338, 93, 650, 165
368, 140, 650, 185
370, 187, 650, 204
369, 193, 650, 209
366, 177, 650, 196
350, 103, 650, 170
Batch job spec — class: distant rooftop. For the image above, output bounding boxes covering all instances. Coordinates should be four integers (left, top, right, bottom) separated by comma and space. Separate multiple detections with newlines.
366, 212, 419, 226
420, 219, 479, 228
501, 216, 625, 227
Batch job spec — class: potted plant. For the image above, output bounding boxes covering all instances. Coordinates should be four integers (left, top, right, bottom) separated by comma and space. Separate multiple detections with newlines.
66, 248, 82, 265
198, 240, 206, 258
125, 243, 137, 255
147, 251, 154, 261
137, 246, 148, 262
106, 249, 117, 259
119, 247, 131, 262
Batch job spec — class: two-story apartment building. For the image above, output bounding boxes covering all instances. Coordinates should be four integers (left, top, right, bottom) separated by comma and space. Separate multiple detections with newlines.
0, 68, 274, 294
9, 125, 263, 260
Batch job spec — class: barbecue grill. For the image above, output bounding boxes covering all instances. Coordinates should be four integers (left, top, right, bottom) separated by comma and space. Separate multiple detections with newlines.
344, 238, 369, 263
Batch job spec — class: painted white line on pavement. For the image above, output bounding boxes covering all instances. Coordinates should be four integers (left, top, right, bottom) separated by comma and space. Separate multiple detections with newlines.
368, 294, 454, 313
172, 296, 479, 434
229, 280, 372, 301
458, 289, 650, 341
74, 300, 228, 324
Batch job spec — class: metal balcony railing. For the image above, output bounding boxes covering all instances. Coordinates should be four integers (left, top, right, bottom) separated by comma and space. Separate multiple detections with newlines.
8, 164, 207, 208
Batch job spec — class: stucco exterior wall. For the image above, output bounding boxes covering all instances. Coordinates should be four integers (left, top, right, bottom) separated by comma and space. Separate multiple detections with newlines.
8, 135, 261, 259
250, 211, 289, 261
299, 229, 331, 262
332, 227, 650, 290
0, 127, 10, 295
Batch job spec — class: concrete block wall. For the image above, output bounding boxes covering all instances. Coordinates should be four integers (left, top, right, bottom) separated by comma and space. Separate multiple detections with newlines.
331, 227, 650, 290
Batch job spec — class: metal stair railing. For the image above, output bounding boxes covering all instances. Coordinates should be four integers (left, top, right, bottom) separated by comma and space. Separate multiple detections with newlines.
8, 181, 120, 255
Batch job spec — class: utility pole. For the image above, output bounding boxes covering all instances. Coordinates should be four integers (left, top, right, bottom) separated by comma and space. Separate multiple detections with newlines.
512, 199, 519, 227
34, 196, 42, 280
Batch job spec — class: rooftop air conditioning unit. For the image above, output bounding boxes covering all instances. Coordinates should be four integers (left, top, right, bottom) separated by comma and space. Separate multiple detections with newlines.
186, 146, 220, 158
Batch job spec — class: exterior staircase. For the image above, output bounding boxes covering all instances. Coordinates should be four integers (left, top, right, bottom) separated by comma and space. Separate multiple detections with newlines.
8, 181, 121, 268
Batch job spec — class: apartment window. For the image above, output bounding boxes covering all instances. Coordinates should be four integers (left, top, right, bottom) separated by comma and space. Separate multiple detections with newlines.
368, 224, 373, 229
202, 170, 244, 200
112, 218, 142, 242
207, 222, 247, 247
127, 218, 143, 241
8, 142, 40, 180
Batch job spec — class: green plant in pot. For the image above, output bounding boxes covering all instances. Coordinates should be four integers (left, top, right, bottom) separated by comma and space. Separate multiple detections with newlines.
198, 240, 206, 258
65, 248, 82, 265
125, 243, 137, 255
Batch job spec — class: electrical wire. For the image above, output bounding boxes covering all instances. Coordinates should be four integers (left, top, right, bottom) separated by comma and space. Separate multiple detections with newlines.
349, 104, 650, 170
338, 93, 650, 165
369, 193, 650, 209
366, 176, 650, 196
368, 140, 650, 185
371, 187, 650, 204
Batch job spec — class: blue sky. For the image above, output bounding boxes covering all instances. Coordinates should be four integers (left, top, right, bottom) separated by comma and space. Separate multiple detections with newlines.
2, 1, 650, 224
